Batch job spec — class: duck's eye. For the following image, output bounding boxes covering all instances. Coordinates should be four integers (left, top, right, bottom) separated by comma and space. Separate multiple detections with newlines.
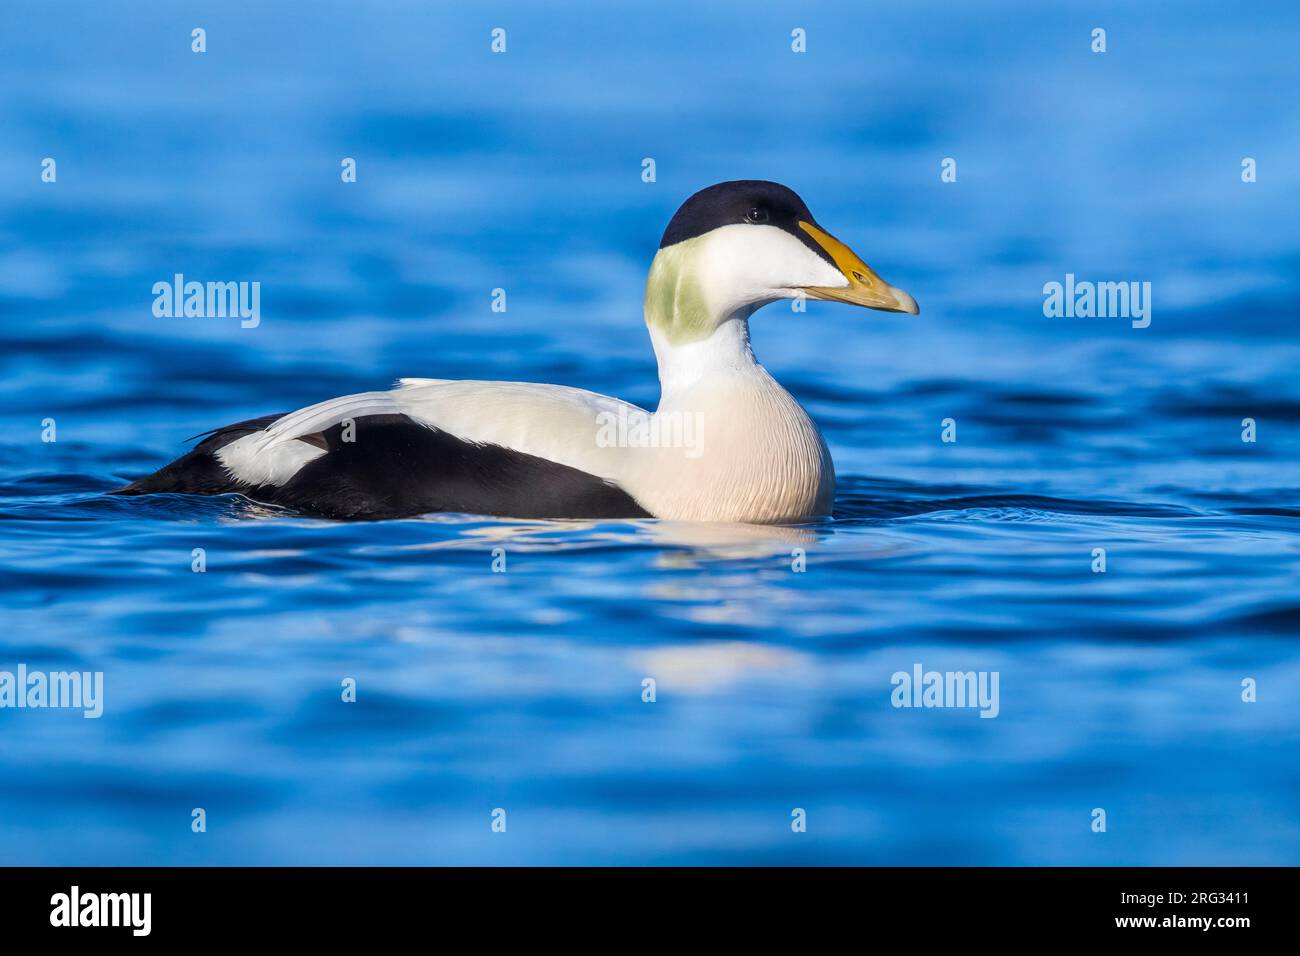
744, 206, 770, 224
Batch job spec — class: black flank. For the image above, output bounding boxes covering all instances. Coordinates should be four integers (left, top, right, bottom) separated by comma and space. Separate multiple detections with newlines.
115, 413, 652, 521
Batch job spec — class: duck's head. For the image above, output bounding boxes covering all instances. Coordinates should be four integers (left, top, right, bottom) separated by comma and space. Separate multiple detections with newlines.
645, 180, 918, 346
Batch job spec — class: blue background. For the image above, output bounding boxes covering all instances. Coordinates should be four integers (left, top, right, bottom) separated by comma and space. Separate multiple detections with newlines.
0, 0, 1297, 864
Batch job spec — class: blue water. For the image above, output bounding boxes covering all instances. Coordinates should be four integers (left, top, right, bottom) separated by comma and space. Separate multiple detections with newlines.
2, 0, 1298, 864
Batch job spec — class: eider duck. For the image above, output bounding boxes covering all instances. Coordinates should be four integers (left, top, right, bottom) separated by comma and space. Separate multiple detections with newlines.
116, 181, 918, 523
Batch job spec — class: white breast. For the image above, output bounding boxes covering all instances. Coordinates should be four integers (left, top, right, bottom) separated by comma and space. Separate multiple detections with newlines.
622, 366, 834, 523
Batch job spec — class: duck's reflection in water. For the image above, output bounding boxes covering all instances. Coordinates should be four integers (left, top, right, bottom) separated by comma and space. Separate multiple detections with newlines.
630, 640, 808, 694
403, 515, 824, 559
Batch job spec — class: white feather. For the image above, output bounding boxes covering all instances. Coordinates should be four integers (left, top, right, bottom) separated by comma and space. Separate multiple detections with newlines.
694, 223, 847, 315
216, 432, 325, 486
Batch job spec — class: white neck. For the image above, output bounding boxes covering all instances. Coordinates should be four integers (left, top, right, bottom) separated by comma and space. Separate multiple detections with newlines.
649, 311, 762, 400
629, 311, 834, 524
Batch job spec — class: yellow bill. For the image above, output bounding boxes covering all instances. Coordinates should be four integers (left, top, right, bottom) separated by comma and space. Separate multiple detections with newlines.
797, 221, 920, 315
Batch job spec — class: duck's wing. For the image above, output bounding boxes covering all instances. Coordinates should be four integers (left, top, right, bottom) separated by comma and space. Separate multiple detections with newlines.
255, 379, 646, 484
120, 381, 654, 520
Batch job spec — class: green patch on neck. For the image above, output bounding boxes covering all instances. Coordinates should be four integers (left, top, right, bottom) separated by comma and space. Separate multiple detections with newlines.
644, 239, 716, 345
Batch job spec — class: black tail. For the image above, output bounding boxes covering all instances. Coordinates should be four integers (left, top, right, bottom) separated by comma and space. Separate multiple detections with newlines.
112, 413, 287, 496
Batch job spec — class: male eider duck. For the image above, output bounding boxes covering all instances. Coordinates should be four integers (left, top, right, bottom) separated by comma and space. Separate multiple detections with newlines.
116, 181, 918, 523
